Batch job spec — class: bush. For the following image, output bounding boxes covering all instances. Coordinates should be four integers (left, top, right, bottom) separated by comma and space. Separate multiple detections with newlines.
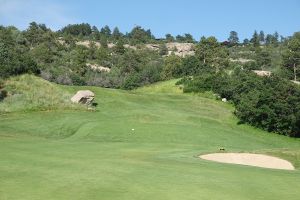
70, 74, 85, 86
122, 73, 141, 90
0, 90, 7, 101
181, 69, 300, 137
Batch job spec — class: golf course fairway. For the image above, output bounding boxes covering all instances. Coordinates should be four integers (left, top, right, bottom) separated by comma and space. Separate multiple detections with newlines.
1, 79, 300, 200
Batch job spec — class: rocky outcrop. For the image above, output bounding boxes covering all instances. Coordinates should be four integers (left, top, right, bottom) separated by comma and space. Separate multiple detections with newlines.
124, 44, 137, 50
74, 40, 195, 57
145, 44, 160, 51
86, 63, 110, 72
76, 40, 101, 48
230, 58, 254, 63
144, 42, 195, 57
166, 42, 195, 57
252, 70, 272, 77
71, 90, 95, 105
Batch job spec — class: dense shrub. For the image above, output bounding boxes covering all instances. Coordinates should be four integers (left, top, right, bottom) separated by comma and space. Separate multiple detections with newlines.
181, 70, 300, 137
60, 23, 92, 36
0, 26, 40, 78
0, 80, 7, 101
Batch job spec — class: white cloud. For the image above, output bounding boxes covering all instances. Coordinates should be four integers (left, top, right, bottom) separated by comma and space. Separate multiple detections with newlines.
0, 0, 75, 30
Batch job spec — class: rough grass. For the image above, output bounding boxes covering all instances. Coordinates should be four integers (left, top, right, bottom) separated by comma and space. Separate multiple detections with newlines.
0, 74, 83, 113
0, 77, 300, 200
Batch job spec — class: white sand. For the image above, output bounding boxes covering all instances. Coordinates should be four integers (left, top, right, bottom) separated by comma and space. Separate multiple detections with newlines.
200, 153, 294, 170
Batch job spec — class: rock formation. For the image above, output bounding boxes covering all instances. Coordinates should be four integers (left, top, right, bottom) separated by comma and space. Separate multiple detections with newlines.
71, 90, 95, 105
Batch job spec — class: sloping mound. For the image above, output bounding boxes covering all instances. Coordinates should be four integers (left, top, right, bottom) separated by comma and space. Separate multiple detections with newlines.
200, 153, 294, 170
135, 79, 182, 94
0, 74, 82, 113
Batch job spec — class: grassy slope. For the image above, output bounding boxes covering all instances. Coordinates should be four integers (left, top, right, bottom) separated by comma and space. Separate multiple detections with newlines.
0, 76, 300, 200
0, 74, 82, 113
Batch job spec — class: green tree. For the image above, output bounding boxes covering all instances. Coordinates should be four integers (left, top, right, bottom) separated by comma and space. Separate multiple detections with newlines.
282, 32, 300, 81
112, 27, 123, 40
0, 26, 39, 78
96, 47, 110, 66
181, 56, 205, 76
251, 30, 260, 47
195, 36, 229, 71
165, 34, 175, 42
91, 26, 100, 40
114, 40, 126, 54
175, 35, 185, 42
100, 36, 108, 48
88, 41, 97, 59
100, 25, 111, 37
175, 34, 194, 43
184, 34, 195, 43
243, 38, 250, 45
63, 34, 76, 47
24, 22, 52, 47
228, 31, 239, 45
274, 31, 279, 44
255, 48, 271, 69
265, 34, 273, 45
259, 31, 265, 44
159, 43, 168, 56
129, 26, 152, 44
161, 55, 182, 79
60, 23, 92, 36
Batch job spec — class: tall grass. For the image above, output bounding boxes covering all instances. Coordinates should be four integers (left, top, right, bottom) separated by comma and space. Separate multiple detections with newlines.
0, 74, 83, 113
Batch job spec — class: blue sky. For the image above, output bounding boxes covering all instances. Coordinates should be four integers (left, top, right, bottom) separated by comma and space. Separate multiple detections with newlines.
0, 0, 299, 41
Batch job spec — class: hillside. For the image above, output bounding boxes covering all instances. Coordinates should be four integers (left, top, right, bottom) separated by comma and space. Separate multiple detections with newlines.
0, 74, 82, 113
0, 77, 300, 200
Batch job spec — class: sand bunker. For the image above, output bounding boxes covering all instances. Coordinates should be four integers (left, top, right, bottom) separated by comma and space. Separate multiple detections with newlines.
200, 153, 294, 170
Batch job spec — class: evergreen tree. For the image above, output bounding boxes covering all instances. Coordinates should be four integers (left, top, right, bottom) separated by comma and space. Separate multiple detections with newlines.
159, 43, 168, 56
92, 26, 100, 40
129, 26, 152, 44
251, 30, 260, 47
255, 48, 271, 69
228, 31, 239, 45
282, 32, 300, 81
195, 36, 229, 71
243, 38, 250, 45
273, 31, 279, 46
60, 23, 92, 36
165, 34, 175, 42
259, 31, 265, 44
265, 34, 273, 45
100, 25, 111, 37
184, 34, 195, 43
114, 40, 126, 54
112, 27, 123, 40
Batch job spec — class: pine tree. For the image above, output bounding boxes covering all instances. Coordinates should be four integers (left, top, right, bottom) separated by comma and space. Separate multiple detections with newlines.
228, 31, 239, 45
251, 30, 260, 47
259, 31, 265, 44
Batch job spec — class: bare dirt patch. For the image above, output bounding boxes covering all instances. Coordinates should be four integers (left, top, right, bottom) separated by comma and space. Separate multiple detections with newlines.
200, 153, 294, 170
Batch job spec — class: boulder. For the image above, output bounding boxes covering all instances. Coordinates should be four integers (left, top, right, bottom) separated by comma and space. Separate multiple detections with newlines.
222, 98, 227, 102
86, 63, 111, 72
252, 70, 272, 77
166, 42, 195, 57
71, 90, 95, 105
